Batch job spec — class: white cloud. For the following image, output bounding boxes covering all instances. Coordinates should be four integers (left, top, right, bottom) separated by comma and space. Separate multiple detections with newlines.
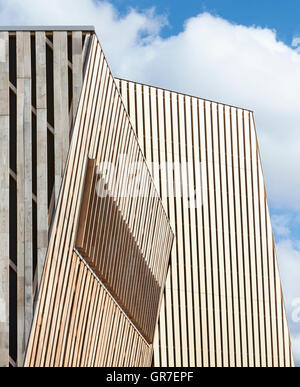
292, 334, 300, 366
277, 238, 300, 365
108, 13, 300, 213
277, 239, 300, 305
272, 214, 292, 237
0, 0, 167, 61
1, 0, 300, 365
1, 0, 298, 212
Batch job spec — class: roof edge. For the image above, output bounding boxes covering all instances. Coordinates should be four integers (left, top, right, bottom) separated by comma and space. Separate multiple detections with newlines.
0, 25, 95, 32
116, 77, 254, 114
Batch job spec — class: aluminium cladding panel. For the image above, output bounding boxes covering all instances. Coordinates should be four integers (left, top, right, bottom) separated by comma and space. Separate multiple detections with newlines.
24, 35, 173, 367
115, 78, 294, 367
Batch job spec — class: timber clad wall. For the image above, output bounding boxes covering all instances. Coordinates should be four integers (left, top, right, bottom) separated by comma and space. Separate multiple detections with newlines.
29, 250, 153, 367
0, 28, 92, 367
116, 79, 294, 367
76, 160, 173, 344
24, 34, 173, 367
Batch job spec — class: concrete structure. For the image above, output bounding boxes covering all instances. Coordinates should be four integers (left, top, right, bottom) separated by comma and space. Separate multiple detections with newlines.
0, 27, 94, 367
0, 26, 294, 367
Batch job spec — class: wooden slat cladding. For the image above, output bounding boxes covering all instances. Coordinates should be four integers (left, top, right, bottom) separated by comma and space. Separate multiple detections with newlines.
116, 78, 294, 367
75, 159, 170, 343
24, 34, 173, 367
49, 251, 151, 367
0, 29, 91, 367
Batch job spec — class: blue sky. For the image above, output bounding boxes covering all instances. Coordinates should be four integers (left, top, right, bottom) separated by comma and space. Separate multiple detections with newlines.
0, 0, 299, 365
109, 0, 300, 45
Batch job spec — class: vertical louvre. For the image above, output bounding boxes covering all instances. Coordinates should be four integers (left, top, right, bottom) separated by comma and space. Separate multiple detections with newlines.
16, 31, 33, 365
75, 159, 172, 343
36, 32, 48, 288
72, 31, 83, 123
16, 32, 25, 367
53, 31, 69, 204
24, 33, 33, 352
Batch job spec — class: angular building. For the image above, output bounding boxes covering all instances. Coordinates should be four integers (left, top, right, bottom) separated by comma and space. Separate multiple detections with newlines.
115, 79, 294, 367
0, 26, 294, 367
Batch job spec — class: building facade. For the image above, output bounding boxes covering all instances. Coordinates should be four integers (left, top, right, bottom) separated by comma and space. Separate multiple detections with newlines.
0, 26, 294, 367
115, 79, 294, 367
0, 27, 173, 367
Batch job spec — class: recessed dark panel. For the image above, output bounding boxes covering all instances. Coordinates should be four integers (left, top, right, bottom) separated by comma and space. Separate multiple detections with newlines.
9, 267, 17, 363
9, 91, 17, 173
9, 177, 17, 266
32, 112, 37, 196
32, 200, 37, 296
9, 36, 16, 87
31, 35, 36, 108
46, 44, 54, 128
47, 131, 55, 208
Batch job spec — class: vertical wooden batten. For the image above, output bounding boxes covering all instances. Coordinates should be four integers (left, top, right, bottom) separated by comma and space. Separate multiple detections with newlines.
16, 31, 25, 366
72, 31, 83, 124
23, 32, 33, 353
35, 31, 48, 289
53, 31, 69, 205
16, 32, 33, 364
